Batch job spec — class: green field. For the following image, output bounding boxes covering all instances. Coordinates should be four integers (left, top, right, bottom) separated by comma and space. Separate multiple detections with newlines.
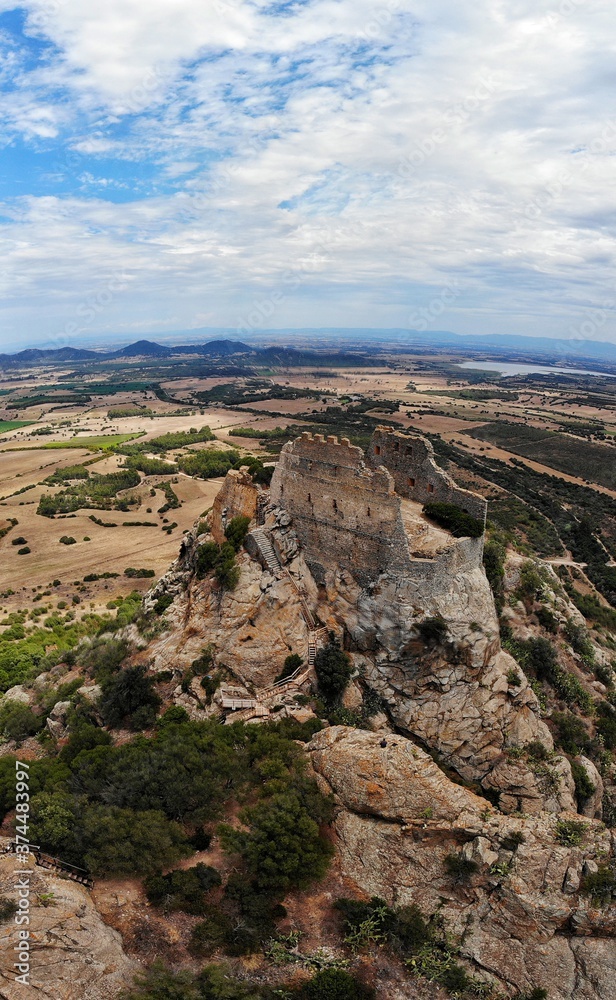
469, 422, 616, 489
0, 420, 33, 433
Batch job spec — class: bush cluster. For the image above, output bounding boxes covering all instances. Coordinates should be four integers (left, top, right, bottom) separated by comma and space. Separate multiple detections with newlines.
423, 501, 484, 538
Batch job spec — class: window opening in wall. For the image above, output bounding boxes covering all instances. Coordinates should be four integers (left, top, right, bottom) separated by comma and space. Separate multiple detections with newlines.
427, 483, 434, 493
307, 493, 311, 503
332, 499, 338, 511
405, 445, 413, 456
367, 507, 371, 517
375, 445, 381, 456
393, 442, 399, 452
408, 477, 415, 487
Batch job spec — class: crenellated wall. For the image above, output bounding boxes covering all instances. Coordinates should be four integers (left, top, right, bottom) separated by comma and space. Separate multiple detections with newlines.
367, 426, 487, 522
269, 430, 486, 586
269, 432, 411, 584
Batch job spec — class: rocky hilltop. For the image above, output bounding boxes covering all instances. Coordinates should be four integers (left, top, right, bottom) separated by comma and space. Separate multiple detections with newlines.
136, 426, 615, 997
6, 427, 611, 999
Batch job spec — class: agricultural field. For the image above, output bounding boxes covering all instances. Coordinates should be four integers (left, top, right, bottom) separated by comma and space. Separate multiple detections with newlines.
467, 421, 616, 489
1, 347, 615, 620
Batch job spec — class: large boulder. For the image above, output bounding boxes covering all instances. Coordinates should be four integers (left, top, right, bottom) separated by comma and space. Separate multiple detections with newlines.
308, 727, 616, 1000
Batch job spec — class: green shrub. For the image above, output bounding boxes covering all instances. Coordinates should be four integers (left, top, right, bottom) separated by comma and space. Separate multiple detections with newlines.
17, 547, 30, 555
551, 711, 592, 756
144, 863, 221, 914
423, 502, 484, 538
59, 536, 77, 545
220, 782, 333, 894
536, 606, 558, 633
555, 819, 587, 846
195, 541, 240, 590
298, 968, 375, 1000
501, 830, 525, 851
196, 541, 220, 577
154, 593, 174, 616
82, 805, 189, 876
0, 896, 17, 922
444, 853, 478, 884
0, 701, 42, 742
99, 665, 161, 730
335, 896, 432, 958
417, 616, 448, 645
580, 864, 616, 905
11, 536, 27, 546
124, 568, 156, 578
188, 910, 234, 957
515, 561, 546, 601
482, 537, 506, 610
570, 759, 596, 804
315, 638, 352, 704
214, 542, 240, 590
276, 653, 304, 683
596, 701, 616, 749
224, 515, 251, 551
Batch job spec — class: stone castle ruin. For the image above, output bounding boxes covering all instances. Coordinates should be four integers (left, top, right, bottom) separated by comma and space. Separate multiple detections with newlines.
267, 426, 487, 587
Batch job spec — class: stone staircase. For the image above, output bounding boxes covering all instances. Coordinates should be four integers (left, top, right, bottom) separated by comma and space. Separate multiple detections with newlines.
250, 528, 281, 572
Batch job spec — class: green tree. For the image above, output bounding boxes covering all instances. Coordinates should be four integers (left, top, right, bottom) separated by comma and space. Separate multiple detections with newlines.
314, 638, 352, 704
224, 515, 251, 551
0, 701, 42, 741
221, 782, 333, 894
83, 805, 189, 876
99, 665, 161, 729
483, 537, 506, 610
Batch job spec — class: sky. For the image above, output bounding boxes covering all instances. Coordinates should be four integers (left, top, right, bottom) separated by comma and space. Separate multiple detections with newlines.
0, 0, 615, 352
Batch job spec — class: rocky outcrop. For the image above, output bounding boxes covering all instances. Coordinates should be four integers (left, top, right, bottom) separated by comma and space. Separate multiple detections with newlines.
141, 549, 311, 693
308, 727, 616, 1000
0, 852, 136, 999
303, 557, 572, 813
210, 467, 258, 545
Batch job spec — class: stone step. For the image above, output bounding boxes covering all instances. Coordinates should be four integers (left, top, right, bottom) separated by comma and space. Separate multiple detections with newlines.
251, 528, 281, 571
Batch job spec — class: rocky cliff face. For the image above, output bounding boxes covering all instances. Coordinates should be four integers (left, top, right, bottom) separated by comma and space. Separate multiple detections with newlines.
308, 727, 616, 1000
147, 471, 574, 813
0, 852, 136, 1000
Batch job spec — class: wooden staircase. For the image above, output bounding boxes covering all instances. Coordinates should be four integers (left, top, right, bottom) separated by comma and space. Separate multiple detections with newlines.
5, 842, 94, 889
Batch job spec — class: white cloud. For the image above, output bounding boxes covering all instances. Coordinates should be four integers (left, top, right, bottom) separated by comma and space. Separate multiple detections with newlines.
0, 0, 615, 345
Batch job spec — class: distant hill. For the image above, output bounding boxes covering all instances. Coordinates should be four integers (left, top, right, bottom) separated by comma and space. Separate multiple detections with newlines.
1, 331, 615, 368
0, 346, 101, 366
0, 339, 254, 367
109, 340, 173, 358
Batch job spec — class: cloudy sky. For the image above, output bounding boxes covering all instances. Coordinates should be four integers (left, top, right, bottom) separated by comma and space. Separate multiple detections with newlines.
0, 0, 615, 350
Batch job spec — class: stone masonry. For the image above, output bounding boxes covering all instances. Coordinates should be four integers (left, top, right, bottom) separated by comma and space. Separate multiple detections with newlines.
367, 425, 487, 522
269, 429, 486, 586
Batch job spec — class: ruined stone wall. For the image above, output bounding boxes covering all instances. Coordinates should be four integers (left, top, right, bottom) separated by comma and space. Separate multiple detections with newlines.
210, 468, 258, 544
269, 432, 411, 584
367, 426, 487, 522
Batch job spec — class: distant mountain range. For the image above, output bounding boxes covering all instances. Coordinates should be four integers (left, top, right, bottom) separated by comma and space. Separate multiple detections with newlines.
0, 339, 253, 367
1, 331, 615, 368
